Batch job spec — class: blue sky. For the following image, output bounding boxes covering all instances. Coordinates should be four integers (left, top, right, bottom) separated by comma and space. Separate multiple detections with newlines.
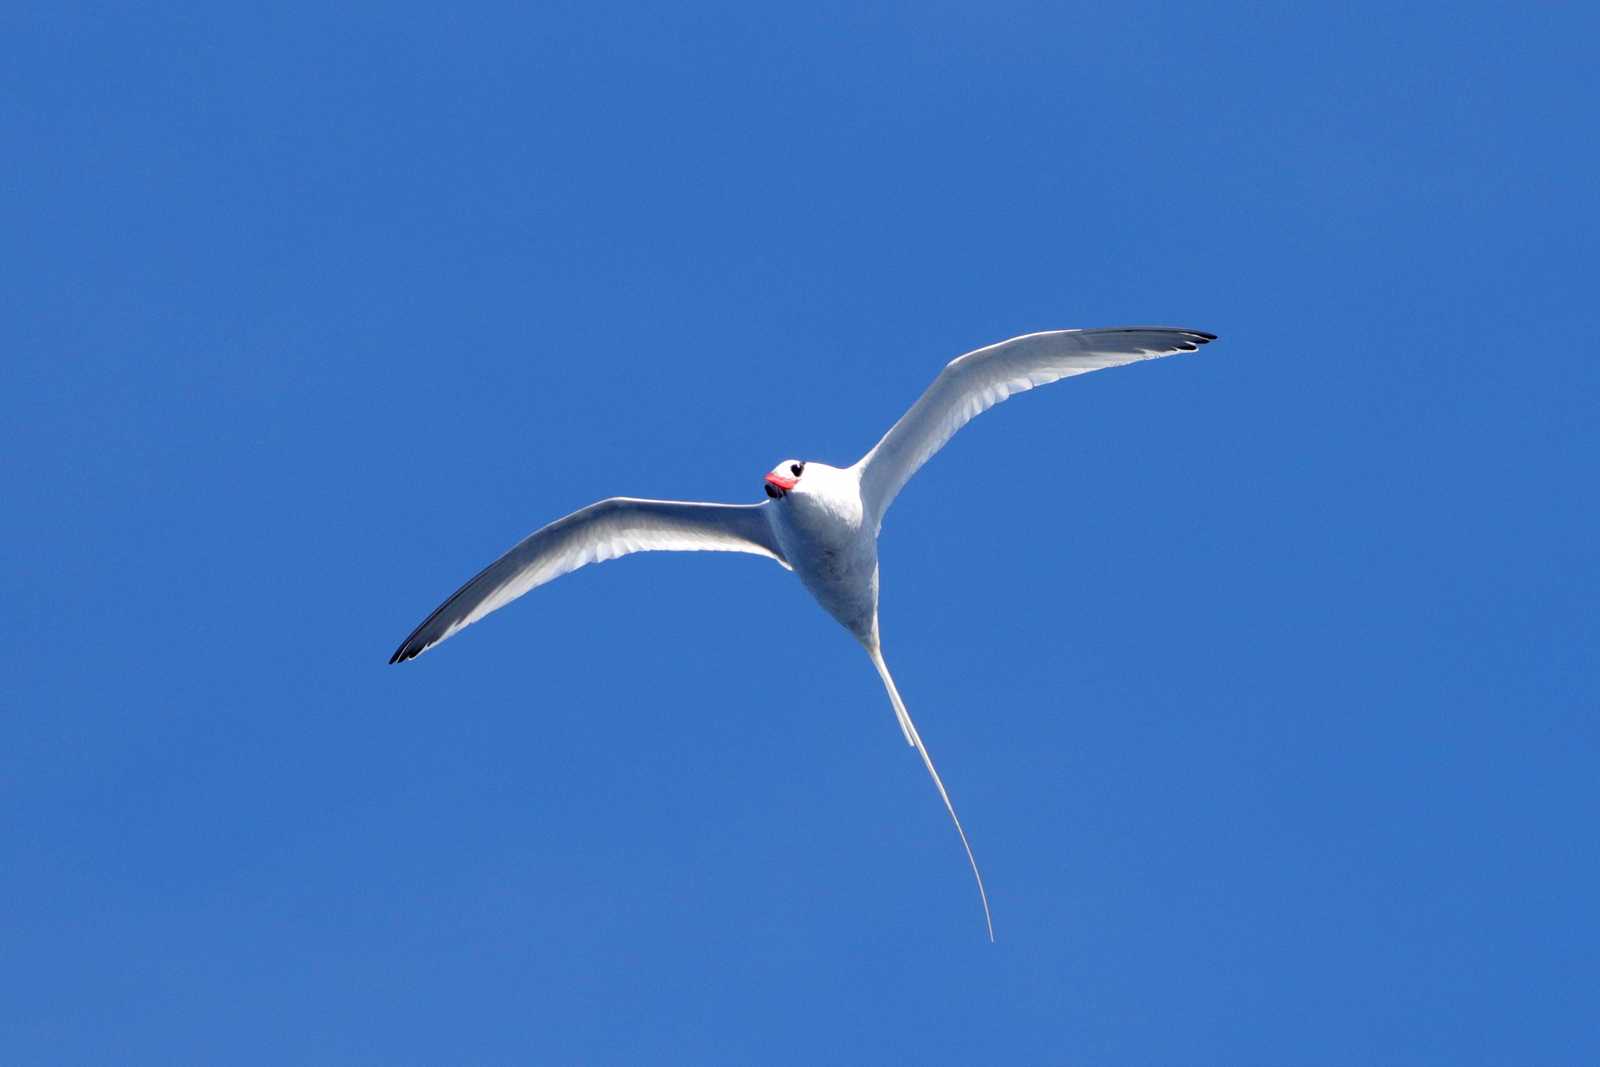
4, 2, 1597, 1063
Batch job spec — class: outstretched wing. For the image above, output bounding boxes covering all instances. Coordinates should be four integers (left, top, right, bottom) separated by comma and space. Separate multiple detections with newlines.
854, 327, 1216, 524
389, 497, 787, 662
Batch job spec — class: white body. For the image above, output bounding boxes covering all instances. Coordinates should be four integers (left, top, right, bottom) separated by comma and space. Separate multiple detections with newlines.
390, 327, 1217, 940
767, 462, 878, 643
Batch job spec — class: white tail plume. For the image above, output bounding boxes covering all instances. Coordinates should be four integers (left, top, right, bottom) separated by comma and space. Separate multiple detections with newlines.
867, 644, 995, 942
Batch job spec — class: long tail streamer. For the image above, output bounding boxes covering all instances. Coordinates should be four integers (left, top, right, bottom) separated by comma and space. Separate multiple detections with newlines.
868, 645, 995, 942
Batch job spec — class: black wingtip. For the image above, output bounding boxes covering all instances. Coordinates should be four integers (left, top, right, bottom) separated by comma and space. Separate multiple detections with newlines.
1109, 326, 1217, 346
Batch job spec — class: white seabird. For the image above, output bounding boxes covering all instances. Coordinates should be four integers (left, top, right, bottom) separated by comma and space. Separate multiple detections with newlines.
391, 326, 1218, 939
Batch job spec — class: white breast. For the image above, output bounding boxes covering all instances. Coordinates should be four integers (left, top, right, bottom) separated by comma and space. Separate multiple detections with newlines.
768, 463, 880, 641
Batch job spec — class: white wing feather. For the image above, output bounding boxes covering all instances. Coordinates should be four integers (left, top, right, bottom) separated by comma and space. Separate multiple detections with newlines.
854, 327, 1216, 524
391, 497, 787, 662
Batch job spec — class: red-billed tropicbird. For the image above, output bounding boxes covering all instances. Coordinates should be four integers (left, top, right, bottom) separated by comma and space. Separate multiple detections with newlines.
390, 326, 1217, 939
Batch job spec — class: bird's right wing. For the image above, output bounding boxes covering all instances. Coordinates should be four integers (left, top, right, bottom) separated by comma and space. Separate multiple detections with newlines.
390, 497, 787, 662
854, 327, 1216, 525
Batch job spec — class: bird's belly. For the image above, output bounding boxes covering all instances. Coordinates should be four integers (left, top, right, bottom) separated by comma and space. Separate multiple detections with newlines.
776, 509, 878, 641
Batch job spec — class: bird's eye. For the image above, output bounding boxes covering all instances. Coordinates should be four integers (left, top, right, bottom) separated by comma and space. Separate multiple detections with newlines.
790, 463, 803, 477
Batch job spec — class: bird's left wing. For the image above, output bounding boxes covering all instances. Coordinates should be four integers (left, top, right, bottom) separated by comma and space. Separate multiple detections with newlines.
390, 497, 787, 662
854, 327, 1216, 526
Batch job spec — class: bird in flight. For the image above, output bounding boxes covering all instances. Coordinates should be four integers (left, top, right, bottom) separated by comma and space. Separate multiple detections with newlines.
390, 326, 1217, 939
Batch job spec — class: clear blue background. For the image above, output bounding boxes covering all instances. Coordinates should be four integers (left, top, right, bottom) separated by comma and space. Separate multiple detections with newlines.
4, 3, 1596, 1063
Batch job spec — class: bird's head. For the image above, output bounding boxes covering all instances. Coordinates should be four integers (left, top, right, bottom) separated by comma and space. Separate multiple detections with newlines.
764, 459, 806, 499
